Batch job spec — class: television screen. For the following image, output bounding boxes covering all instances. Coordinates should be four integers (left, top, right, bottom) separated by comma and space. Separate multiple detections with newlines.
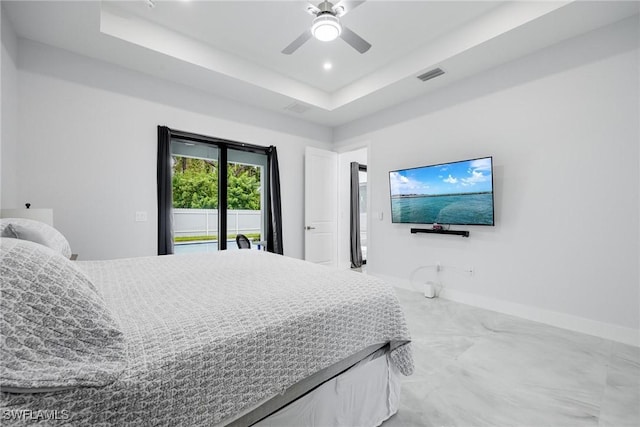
389, 156, 494, 225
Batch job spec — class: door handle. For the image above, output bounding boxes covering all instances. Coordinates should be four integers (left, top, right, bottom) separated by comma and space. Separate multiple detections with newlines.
305, 226, 316, 230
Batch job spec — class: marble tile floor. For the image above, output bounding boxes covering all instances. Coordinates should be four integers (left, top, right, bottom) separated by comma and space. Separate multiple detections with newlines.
382, 288, 639, 427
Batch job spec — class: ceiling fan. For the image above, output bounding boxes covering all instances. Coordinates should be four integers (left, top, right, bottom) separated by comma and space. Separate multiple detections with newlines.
282, 0, 371, 55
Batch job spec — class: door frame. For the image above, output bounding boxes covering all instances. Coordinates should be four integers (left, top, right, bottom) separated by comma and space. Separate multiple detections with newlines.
336, 144, 370, 270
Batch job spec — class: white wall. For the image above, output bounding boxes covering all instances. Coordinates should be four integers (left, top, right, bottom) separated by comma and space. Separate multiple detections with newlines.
1, 6, 19, 209
12, 40, 332, 260
335, 17, 639, 342
4, 12, 638, 344
337, 146, 367, 269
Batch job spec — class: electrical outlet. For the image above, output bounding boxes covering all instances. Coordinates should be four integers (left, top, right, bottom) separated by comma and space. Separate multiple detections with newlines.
135, 211, 148, 222
467, 267, 474, 276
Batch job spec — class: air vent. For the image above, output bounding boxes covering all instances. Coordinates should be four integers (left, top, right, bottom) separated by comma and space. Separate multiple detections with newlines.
417, 68, 445, 82
284, 102, 312, 114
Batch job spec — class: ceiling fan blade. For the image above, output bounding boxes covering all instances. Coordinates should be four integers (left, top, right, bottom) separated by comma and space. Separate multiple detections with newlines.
340, 26, 371, 54
332, 0, 366, 17
282, 30, 313, 55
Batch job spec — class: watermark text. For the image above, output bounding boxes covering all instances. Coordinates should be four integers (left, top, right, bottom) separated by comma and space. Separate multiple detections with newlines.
2, 409, 70, 422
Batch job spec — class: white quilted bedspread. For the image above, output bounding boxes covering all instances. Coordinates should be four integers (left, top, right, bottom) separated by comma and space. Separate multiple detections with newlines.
2, 250, 413, 426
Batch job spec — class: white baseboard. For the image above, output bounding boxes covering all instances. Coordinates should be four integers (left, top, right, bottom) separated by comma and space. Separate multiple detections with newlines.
374, 273, 639, 347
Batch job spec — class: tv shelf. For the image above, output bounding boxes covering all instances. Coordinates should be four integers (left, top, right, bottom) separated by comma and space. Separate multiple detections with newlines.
410, 228, 470, 238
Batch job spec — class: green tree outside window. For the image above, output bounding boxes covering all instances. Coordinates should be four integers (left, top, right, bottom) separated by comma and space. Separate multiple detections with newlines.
172, 157, 261, 210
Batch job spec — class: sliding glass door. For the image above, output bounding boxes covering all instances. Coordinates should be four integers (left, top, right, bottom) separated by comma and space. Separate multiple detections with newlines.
158, 126, 282, 255
225, 149, 267, 251
170, 140, 220, 253
169, 139, 266, 254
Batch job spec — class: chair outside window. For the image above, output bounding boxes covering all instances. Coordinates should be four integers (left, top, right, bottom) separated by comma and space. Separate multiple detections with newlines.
236, 234, 251, 249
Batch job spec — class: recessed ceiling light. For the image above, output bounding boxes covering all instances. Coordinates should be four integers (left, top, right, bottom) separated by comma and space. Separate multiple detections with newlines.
323, 62, 333, 71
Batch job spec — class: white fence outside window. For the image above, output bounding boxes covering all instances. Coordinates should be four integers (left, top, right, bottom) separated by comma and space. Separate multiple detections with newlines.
173, 208, 262, 238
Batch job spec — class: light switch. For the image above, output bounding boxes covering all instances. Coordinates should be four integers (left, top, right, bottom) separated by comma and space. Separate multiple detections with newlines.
135, 211, 148, 222
377, 212, 384, 220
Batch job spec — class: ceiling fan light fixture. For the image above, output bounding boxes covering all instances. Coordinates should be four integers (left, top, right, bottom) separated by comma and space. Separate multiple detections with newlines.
311, 14, 342, 42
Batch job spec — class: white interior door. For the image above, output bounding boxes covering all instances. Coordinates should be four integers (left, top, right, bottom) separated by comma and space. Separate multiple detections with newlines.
304, 147, 337, 266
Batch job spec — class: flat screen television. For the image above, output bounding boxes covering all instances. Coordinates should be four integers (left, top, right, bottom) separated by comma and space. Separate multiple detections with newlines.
389, 156, 494, 226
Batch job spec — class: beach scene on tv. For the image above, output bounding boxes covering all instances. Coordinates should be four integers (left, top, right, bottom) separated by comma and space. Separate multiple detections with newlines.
390, 157, 494, 225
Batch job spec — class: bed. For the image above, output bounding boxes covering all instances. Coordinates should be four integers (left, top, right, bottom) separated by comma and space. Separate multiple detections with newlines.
0, 224, 413, 426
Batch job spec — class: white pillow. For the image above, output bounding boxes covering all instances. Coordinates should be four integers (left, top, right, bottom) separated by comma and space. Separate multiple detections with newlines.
0, 217, 72, 259
0, 238, 126, 392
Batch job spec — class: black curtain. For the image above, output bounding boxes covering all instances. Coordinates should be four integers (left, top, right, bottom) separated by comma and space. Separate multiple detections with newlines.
266, 146, 283, 255
157, 126, 174, 255
350, 162, 363, 268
